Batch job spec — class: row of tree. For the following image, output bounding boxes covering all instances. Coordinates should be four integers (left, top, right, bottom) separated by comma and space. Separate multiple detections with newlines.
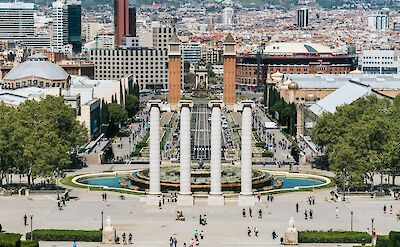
0, 96, 88, 185
312, 95, 400, 188
265, 84, 297, 136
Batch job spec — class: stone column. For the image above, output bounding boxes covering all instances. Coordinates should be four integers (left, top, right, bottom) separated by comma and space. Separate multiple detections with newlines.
178, 100, 194, 205
208, 101, 224, 205
239, 100, 255, 206
147, 100, 162, 205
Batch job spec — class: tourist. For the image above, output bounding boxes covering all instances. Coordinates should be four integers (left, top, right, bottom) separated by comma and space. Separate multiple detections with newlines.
296, 203, 299, 213
249, 207, 252, 217
384, 205, 387, 214
203, 214, 207, 225
199, 215, 202, 225
200, 230, 204, 240
242, 208, 246, 218
312, 196, 315, 205
247, 227, 251, 237
173, 238, 177, 247
183, 243, 186, 247
258, 209, 262, 219
310, 209, 313, 219
24, 214, 27, 226
254, 227, 259, 237
159, 200, 162, 209
272, 230, 278, 239
304, 210, 308, 220
73, 240, 77, 247
128, 233, 132, 244
390, 205, 393, 214
195, 238, 199, 246
194, 230, 199, 239
122, 233, 126, 245
169, 237, 173, 247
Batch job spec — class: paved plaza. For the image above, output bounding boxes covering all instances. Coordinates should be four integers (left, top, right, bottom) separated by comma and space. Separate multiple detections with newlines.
1, 168, 399, 246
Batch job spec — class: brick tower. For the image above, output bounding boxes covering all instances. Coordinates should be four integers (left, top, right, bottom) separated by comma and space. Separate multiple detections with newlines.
168, 33, 181, 105
223, 33, 236, 105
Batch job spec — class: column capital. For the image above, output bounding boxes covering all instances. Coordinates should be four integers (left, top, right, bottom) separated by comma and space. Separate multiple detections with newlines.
238, 100, 255, 112
178, 100, 193, 109
208, 100, 224, 108
147, 99, 162, 108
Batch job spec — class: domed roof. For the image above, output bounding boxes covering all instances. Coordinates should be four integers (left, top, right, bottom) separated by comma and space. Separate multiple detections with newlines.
283, 78, 293, 86
4, 56, 69, 81
305, 93, 317, 102
288, 81, 299, 90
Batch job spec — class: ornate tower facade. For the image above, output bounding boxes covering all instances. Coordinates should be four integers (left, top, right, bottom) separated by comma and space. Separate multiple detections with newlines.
168, 33, 181, 105
223, 33, 236, 105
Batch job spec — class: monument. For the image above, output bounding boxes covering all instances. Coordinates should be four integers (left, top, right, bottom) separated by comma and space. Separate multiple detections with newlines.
102, 216, 116, 244
284, 217, 298, 245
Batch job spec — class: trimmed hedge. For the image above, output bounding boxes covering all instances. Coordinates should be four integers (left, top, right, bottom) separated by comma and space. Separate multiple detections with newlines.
376, 235, 390, 247
26, 230, 101, 242
262, 151, 273, 157
298, 231, 371, 243
20, 241, 38, 247
0, 233, 21, 247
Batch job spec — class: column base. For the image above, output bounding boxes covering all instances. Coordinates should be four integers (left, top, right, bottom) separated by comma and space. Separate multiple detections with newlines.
177, 193, 194, 206
146, 193, 162, 206
208, 194, 225, 206
238, 194, 255, 206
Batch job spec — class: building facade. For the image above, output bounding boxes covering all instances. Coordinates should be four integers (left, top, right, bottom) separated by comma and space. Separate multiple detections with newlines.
181, 43, 202, 63
360, 49, 399, 74
52, 0, 68, 52
0, 2, 34, 37
67, 0, 82, 53
368, 14, 389, 31
297, 7, 309, 28
152, 25, 176, 50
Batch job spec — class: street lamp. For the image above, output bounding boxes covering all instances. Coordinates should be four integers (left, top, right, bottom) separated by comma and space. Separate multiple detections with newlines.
371, 217, 374, 235
351, 211, 353, 231
30, 214, 33, 241
56, 168, 60, 200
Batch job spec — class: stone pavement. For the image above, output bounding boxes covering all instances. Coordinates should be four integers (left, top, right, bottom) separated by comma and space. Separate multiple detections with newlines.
1, 185, 399, 246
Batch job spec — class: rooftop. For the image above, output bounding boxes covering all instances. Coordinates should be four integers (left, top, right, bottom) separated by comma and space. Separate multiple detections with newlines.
264, 42, 335, 55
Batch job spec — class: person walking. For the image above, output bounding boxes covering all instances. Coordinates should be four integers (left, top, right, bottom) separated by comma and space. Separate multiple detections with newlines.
169, 237, 173, 247
258, 209, 262, 219
242, 208, 246, 218
24, 214, 27, 226
254, 227, 259, 237
296, 203, 299, 213
335, 206, 339, 219
249, 207, 252, 217
194, 230, 199, 239
272, 230, 277, 239
200, 230, 204, 240
384, 205, 387, 214
247, 227, 251, 237
390, 205, 393, 214
173, 238, 177, 247
304, 210, 308, 220
310, 209, 313, 219
73, 240, 77, 247
122, 233, 127, 245
199, 215, 202, 225
203, 214, 207, 225
128, 233, 132, 244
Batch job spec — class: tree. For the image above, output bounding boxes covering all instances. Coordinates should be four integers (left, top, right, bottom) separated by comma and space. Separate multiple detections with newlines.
125, 94, 139, 118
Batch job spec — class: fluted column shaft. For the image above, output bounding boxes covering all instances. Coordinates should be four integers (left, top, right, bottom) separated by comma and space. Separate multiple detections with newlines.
180, 106, 191, 195
210, 106, 222, 195
241, 105, 253, 195
149, 106, 161, 195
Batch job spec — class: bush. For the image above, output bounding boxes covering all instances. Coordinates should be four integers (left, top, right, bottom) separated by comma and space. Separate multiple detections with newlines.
262, 151, 273, 157
376, 235, 389, 247
298, 231, 371, 243
388, 231, 400, 247
26, 230, 101, 242
20, 241, 38, 247
255, 142, 266, 148
0, 233, 21, 247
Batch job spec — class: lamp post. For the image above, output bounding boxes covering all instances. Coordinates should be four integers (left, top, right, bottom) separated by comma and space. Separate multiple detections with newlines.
56, 168, 60, 200
351, 211, 353, 231
30, 214, 33, 241
343, 168, 346, 202
371, 217, 374, 234
101, 210, 104, 230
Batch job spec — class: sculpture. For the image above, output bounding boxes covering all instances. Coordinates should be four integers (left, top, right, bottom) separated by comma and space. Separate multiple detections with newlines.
284, 217, 298, 245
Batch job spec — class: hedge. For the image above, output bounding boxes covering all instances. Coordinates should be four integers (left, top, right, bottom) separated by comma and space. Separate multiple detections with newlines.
0, 233, 21, 247
376, 235, 390, 247
26, 230, 101, 242
20, 241, 38, 247
255, 142, 266, 148
298, 231, 371, 243
262, 151, 274, 157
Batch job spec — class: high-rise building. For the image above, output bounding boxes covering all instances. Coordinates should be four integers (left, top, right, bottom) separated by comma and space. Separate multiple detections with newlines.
223, 33, 236, 105
52, 0, 68, 52
114, 0, 136, 47
223, 7, 234, 27
67, 0, 82, 53
297, 7, 309, 28
0, 2, 34, 37
368, 14, 389, 31
152, 23, 176, 50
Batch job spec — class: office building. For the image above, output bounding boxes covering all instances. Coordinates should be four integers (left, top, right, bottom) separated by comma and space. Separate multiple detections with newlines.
67, 0, 82, 53
89, 48, 168, 90
360, 50, 400, 74
181, 43, 202, 63
152, 24, 176, 50
0, 2, 34, 37
52, 0, 68, 52
297, 7, 309, 28
114, 0, 136, 47
223, 7, 234, 27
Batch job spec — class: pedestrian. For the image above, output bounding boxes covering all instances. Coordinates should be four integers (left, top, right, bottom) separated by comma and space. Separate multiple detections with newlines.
199, 215, 202, 225
335, 206, 339, 219
194, 230, 199, 239
195, 239, 199, 246
73, 240, 77, 247
296, 203, 299, 213
247, 227, 251, 237
24, 214, 27, 226
310, 209, 313, 219
384, 205, 387, 214
390, 205, 393, 214
169, 237, 173, 247
258, 209, 262, 219
104, 193, 107, 201
242, 208, 246, 217
122, 233, 126, 245
249, 207, 252, 217
254, 227, 259, 237
272, 230, 277, 239
304, 210, 308, 220
200, 230, 204, 240
312, 196, 315, 205
159, 200, 162, 209
128, 233, 132, 244
203, 214, 207, 225
173, 238, 177, 247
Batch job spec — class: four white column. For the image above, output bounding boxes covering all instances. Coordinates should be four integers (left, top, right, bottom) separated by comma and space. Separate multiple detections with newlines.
178, 101, 194, 205
239, 101, 255, 206
208, 101, 225, 205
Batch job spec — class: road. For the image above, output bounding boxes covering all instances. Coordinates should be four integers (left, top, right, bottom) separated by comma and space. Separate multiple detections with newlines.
191, 104, 211, 161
